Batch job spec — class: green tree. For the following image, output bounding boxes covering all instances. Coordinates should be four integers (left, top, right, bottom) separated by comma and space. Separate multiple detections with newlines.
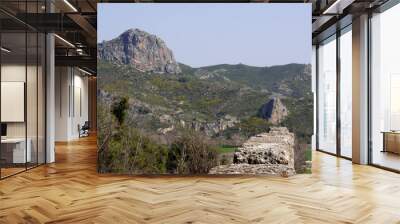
111, 97, 128, 125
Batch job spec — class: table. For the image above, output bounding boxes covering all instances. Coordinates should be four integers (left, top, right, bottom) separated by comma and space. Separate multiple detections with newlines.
1, 138, 31, 163
382, 131, 400, 154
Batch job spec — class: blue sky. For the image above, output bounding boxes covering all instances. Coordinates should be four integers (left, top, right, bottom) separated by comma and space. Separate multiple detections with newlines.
98, 3, 311, 67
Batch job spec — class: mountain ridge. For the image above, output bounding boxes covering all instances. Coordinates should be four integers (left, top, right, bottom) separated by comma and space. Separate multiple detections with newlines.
98, 28, 310, 74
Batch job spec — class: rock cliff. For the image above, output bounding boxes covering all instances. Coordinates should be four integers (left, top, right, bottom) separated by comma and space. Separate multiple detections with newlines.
258, 97, 288, 125
98, 28, 181, 74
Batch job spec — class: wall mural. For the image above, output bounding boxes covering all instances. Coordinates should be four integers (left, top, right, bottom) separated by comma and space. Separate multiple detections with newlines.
97, 3, 312, 176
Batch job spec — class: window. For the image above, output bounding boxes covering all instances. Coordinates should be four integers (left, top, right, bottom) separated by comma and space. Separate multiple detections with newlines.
370, 3, 400, 171
0, 2, 46, 179
318, 35, 337, 154
339, 27, 352, 158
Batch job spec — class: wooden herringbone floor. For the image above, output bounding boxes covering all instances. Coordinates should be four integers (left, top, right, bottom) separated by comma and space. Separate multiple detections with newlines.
1, 135, 400, 224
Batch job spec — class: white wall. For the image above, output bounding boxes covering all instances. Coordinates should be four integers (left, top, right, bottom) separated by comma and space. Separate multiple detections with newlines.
55, 66, 70, 141
72, 73, 89, 138
1, 63, 46, 164
55, 67, 89, 141
1, 65, 37, 138
1, 65, 26, 137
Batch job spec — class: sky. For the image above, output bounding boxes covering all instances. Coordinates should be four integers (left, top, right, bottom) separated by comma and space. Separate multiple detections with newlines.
98, 4, 311, 68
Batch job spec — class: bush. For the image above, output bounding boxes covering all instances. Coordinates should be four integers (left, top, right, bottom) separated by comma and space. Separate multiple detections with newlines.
220, 154, 231, 165
238, 117, 271, 138
167, 131, 218, 174
293, 137, 309, 173
282, 96, 313, 144
104, 125, 168, 174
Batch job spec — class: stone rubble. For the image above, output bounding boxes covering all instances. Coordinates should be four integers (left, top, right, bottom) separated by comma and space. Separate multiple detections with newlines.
209, 127, 296, 176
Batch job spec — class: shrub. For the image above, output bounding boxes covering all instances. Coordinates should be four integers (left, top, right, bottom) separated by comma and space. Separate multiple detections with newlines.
220, 154, 231, 165
293, 137, 309, 173
167, 131, 218, 174
238, 116, 271, 138
104, 125, 168, 174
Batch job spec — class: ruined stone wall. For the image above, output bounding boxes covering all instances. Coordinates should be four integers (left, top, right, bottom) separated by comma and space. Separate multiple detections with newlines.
209, 127, 296, 176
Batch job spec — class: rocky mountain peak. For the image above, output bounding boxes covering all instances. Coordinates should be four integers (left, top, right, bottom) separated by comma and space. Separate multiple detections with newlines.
98, 28, 181, 74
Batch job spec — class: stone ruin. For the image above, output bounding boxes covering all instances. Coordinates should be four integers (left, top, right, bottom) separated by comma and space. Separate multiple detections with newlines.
209, 127, 296, 177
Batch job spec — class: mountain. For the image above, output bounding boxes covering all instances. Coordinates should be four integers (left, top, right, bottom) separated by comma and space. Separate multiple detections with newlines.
98, 28, 181, 74
97, 29, 313, 145
189, 63, 311, 97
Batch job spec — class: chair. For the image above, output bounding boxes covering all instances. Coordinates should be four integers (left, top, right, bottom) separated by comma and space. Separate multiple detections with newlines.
79, 121, 90, 138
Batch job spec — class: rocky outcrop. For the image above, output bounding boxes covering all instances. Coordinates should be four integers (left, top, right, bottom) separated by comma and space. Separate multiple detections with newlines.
209, 127, 295, 176
98, 28, 181, 74
189, 115, 238, 136
157, 125, 175, 135
258, 97, 288, 125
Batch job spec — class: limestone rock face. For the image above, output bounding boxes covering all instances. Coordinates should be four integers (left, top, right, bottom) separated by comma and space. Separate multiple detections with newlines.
234, 127, 294, 167
98, 28, 181, 74
209, 127, 295, 176
259, 97, 288, 125
189, 115, 238, 136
